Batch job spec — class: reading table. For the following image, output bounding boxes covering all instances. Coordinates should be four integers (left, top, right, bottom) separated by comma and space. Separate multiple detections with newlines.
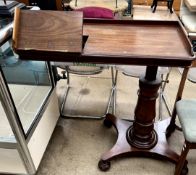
13, 10, 195, 173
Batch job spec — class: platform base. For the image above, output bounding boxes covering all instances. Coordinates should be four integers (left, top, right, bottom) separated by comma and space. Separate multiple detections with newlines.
98, 114, 179, 171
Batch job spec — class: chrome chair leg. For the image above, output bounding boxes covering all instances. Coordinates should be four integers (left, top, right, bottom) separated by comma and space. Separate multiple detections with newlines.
158, 68, 172, 121
60, 66, 115, 119
110, 66, 118, 115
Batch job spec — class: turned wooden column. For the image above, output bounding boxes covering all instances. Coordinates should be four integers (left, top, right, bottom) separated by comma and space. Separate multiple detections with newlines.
127, 66, 161, 149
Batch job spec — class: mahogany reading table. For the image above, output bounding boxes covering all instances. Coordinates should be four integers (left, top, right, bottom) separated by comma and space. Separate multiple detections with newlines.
13, 10, 195, 173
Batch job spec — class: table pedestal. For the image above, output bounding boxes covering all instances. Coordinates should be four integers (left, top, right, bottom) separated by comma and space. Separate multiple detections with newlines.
99, 115, 179, 171
98, 66, 179, 171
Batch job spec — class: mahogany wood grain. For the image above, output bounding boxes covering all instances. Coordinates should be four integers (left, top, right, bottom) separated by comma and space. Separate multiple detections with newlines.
82, 20, 193, 67
100, 114, 179, 164
13, 13, 194, 66
13, 8, 83, 60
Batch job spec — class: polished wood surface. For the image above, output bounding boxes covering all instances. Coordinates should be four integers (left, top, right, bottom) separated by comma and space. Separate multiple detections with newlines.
81, 20, 193, 67
13, 8, 83, 60
13, 13, 194, 65
100, 114, 179, 165
83, 21, 188, 58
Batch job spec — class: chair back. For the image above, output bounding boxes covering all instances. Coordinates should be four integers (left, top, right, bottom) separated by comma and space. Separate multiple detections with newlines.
115, 65, 169, 78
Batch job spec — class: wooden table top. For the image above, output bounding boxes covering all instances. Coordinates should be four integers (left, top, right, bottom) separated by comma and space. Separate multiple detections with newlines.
13, 9, 83, 60
80, 20, 195, 67
13, 10, 195, 67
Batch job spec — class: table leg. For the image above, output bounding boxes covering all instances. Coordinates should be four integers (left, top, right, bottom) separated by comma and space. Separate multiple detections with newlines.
98, 66, 179, 171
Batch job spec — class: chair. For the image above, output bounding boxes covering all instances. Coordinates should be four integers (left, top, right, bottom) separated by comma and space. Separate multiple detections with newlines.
164, 66, 193, 175
175, 98, 195, 175
55, 63, 114, 119
171, 7, 196, 172
167, 65, 196, 175
113, 65, 172, 120
164, 59, 196, 174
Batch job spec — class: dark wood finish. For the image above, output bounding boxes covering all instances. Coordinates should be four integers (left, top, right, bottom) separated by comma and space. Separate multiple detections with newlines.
14, 17, 194, 65
99, 114, 179, 171
127, 67, 161, 149
12, 8, 83, 60
81, 20, 193, 67
99, 65, 180, 171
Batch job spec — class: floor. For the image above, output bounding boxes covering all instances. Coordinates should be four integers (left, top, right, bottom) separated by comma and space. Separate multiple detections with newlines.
35, 67, 196, 175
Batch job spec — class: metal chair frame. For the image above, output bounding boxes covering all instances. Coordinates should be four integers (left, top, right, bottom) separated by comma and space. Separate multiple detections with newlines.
110, 66, 172, 120
59, 65, 115, 119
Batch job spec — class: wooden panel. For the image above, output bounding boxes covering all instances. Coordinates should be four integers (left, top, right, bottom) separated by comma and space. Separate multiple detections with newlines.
83, 21, 190, 58
13, 8, 83, 61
